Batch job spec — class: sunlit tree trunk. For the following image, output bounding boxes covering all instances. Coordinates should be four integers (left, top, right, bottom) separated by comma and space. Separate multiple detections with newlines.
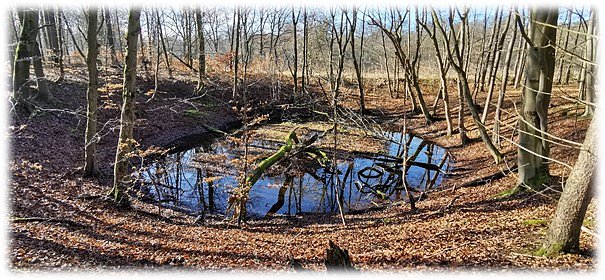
111, 8, 141, 204
84, 8, 99, 177
517, 7, 558, 187
482, 11, 512, 123
12, 9, 37, 112
104, 7, 119, 65
349, 8, 365, 115
232, 7, 241, 101
493, 13, 518, 146
418, 10, 453, 136
540, 116, 595, 256
43, 8, 60, 64
195, 8, 206, 94
431, 8, 502, 163
581, 10, 597, 117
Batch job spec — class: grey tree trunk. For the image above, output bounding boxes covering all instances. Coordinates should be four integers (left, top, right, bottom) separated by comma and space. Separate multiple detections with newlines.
84, 8, 99, 177
232, 7, 241, 100
517, 7, 558, 187
349, 8, 365, 115
14, 9, 51, 105
31, 35, 51, 102
431, 8, 502, 163
493, 14, 518, 146
582, 10, 597, 117
43, 9, 60, 63
291, 8, 299, 96
482, 11, 512, 123
418, 13, 453, 136
155, 9, 172, 78
56, 8, 65, 81
104, 7, 119, 65
556, 10, 572, 84
12, 9, 37, 112
110, 8, 141, 204
539, 116, 595, 256
195, 8, 206, 94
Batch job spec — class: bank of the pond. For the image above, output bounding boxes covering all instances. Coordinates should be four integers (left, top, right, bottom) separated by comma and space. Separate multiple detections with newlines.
9, 70, 595, 270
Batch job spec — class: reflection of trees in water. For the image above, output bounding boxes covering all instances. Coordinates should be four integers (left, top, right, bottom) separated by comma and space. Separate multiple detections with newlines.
141, 132, 450, 217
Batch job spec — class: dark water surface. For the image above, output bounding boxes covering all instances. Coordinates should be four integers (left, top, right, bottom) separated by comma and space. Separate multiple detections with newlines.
140, 128, 452, 217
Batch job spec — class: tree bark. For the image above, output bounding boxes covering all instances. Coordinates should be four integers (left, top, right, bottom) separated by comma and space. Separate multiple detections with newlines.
493, 13, 518, 146
349, 8, 365, 115
418, 12, 453, 136
431, 8, 502, 163
581, 10, 597, 117
12, 9, 37, 112
43, 8, 60, 64
110, 8, 141, 204
84, 8, 99, 177
195, 8, 206, 94
104, 7, 119, 65
517, 7, 558, 187
155, 9, 172, 78
540, 116, 595, 256
481, 11, 512, 124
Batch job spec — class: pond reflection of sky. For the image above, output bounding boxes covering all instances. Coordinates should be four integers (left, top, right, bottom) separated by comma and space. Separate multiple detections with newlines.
143, 131, 451, 218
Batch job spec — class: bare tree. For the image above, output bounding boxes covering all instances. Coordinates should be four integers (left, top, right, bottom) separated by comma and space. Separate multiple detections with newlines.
195, 7, 206, 94
418, 8, 453, 136
347, 7, 366, 115
84, 7, 99, 177
104, 7, 119, 65
492, 11, 518, 146
516, 7, 558, 187
539, 116, 595, 256
580, 10, 597, 117
481, 10, 513, 123
110, 8, 141, 204
431, 8, 502, 163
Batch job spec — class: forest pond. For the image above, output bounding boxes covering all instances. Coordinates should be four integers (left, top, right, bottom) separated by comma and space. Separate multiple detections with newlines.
139, 124, 452, 218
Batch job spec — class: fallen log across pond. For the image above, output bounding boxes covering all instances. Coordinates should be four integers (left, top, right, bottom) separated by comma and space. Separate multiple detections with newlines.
227, 128, 328, 224
224, 127, 451, 223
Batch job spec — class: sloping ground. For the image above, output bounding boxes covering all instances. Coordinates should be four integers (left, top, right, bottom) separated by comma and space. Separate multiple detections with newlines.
8, 68, 594, 271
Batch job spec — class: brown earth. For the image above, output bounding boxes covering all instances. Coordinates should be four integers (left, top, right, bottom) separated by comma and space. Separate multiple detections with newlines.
8, 64, 595, 271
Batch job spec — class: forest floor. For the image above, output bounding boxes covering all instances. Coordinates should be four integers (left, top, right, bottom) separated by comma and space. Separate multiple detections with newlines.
8, 64, 596, 272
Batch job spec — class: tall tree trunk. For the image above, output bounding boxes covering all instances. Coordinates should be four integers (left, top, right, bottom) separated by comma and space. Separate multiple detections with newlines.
291, 8, 299, 96
110, 8, 141, 204
195, 8, 206, 94
104, 7, 119, 65
513, 34, 526, 89
12, 9, 37, 112
155, 9, 172, 78
431, 8, 502, 163
56, 8, 65, 81
478, 8, 501, 93
32, 35, 51, 102
301, 8, 308, 92
418, 11, 453, 136
539, 116, 595, 256
581, 10, 597, 117
43, 8, 60, 63
84, 8, 99, 177
482, 11, 512, 123
232, 7, 241, 101
61, 10, 86, 62
556, 10, 573, 84
349, 8, 365, 115
517, 7, 558, 187
564, 15, 584, 85
493, 13, 518, 146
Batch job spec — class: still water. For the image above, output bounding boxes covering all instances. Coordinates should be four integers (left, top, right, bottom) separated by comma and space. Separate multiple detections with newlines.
140, 128, 451, 217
